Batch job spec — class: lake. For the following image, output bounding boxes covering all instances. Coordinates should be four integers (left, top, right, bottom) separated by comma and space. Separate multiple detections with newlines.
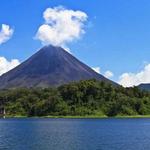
0, 118, 150, 150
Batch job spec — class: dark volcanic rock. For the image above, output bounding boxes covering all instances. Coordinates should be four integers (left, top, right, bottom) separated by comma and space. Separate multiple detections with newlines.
0, 45, 116, 88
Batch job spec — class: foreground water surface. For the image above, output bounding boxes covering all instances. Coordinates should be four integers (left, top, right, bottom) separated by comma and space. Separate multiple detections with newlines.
0, 118, 150, 150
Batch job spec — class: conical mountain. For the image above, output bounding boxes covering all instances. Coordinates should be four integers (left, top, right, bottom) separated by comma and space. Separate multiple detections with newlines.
0, 45, 116, 89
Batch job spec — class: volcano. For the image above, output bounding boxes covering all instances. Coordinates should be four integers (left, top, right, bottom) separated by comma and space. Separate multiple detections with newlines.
0, 45, 116, 89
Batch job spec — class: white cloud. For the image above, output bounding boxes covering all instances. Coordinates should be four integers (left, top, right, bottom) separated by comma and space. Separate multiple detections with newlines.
0, 24, 14, 45
118, 64, 150, 87
92, 67, 100, 74
35, 6, 87, 49
92, 67, 114, 79
0, 57, 20, 76
104, 70, 114, 78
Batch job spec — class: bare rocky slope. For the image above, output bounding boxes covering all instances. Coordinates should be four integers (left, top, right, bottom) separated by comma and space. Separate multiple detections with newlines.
0, 45, 117, 89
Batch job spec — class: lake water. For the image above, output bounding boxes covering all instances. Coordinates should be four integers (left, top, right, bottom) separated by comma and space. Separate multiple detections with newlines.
0, 118, 150, 150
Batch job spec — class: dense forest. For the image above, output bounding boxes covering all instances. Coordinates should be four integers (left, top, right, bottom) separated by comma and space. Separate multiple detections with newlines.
0, 79, 150, 117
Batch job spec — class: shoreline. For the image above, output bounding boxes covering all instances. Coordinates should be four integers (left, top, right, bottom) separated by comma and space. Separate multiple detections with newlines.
3, 115, 150, 119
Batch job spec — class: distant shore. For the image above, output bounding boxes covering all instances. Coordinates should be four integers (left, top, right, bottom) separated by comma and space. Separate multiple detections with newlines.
3, 115, 150, 119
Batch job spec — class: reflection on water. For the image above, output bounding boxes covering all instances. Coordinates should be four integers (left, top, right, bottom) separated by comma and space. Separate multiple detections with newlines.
0, 118, 150, 150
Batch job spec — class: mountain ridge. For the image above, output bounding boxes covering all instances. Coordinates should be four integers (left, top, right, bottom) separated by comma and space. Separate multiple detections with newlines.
138, 83, 150, 91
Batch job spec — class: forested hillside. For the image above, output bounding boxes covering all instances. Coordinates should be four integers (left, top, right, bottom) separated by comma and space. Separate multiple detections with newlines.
0, 79, 150, 117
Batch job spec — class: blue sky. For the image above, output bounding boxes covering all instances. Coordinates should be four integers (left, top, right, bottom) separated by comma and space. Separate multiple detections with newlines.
0, 0, 150, 86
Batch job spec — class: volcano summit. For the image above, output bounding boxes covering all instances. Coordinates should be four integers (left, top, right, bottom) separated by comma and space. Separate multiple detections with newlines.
0, 45, 116, 88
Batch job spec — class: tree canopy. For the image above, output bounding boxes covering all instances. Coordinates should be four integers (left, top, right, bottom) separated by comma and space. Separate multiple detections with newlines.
0, 79, 150, 117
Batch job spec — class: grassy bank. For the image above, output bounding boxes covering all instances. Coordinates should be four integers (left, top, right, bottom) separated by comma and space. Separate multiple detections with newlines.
115, 115, 150, 118
3, 114, 150, 119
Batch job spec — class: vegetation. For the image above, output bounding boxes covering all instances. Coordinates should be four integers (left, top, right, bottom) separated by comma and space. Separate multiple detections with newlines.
0, 79, 150, 117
